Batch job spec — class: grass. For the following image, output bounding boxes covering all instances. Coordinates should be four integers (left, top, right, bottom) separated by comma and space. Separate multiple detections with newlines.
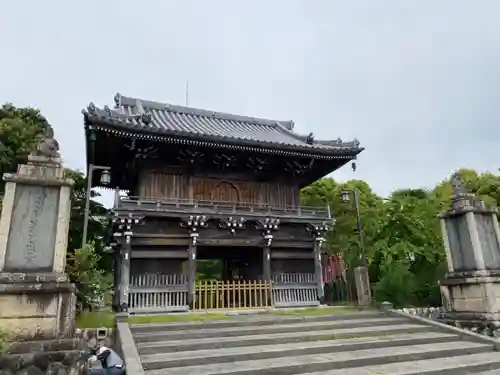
128, 313, 229, 324
76, 311, 116, 329
304, 329, 421, 342
0, 328, 10, 355
75, 305, 359, 328
271, 306, 359, 316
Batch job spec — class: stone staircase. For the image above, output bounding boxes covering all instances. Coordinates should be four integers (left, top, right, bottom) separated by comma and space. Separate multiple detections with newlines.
129, 310, 500, 375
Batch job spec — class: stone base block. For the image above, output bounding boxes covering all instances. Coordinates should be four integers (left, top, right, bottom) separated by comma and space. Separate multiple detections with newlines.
0, 273, 76, 340
441, 273, 500, 314
439, 311, 500, 337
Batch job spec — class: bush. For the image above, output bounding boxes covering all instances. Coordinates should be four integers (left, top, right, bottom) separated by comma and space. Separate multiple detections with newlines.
374, 261, 416, 308
66, 243, 113, 312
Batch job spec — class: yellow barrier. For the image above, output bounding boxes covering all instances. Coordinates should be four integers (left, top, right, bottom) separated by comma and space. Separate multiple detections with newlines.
194, 280, 272, 310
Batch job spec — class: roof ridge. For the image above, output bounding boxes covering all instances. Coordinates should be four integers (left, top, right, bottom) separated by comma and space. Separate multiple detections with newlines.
114, 93, 295, 130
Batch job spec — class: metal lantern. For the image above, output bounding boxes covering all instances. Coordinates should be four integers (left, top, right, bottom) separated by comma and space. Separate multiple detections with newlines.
340, 190, 350, 203
100, 170, 111, 185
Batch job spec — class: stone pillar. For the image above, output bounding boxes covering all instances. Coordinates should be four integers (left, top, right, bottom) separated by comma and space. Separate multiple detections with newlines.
354, 266, 372, 307
0, 149, 75, 340
439, 172, 500, 334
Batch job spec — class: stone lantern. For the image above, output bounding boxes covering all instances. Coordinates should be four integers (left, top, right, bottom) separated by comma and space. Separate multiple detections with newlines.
439, 172, 500, 335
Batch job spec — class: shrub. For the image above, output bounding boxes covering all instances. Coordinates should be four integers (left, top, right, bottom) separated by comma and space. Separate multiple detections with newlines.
66, 243, 113, 312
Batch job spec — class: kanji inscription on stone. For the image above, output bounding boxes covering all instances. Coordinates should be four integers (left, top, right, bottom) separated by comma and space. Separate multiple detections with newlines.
4, 185, 59, 272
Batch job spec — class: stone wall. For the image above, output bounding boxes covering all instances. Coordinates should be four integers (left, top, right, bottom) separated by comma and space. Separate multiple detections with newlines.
0, 328, 115, 375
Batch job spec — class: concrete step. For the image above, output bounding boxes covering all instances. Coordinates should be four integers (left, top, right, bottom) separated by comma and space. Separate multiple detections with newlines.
140, 332, 461, 370
472, 370, 500, 375
131, 311, 381, 333
143, 341, 492, 375
133, 317, 411, 343
136, 323, 433, 354
299, 352, 500, 375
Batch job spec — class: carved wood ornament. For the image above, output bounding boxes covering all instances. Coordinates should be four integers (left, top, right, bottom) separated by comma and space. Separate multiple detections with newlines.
213, 153, 237, 170
306, 221, 331, 249
219, 217, 246, 235
177, 149, 205, 166
256, 217, 280, 247
180, 215, 208, 245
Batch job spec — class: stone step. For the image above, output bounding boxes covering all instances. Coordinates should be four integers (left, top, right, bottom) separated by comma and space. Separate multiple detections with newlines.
131, 311, 381, 333
143, 341, 492, 375
133, 317, 410, 343
299, 351, 500, 375
136, 323, 433, 354
140, 332, 461, 370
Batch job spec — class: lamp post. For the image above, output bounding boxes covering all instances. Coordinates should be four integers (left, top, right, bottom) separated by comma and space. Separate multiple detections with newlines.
340, 188, 367, 267
341, 188, 372, 306
81, 164, 111, 248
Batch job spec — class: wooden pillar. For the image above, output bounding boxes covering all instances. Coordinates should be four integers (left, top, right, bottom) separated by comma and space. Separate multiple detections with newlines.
313, 238, 325, 304
113, 246, 122, 312
262, 246, 271, 282
119, 235, 131, 312
187, 241, 197, 307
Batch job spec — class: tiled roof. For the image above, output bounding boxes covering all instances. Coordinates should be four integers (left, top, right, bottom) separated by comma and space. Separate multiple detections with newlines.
82, 93, 362, 155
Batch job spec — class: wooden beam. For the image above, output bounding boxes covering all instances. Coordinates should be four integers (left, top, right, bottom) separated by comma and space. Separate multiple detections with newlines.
198, 238, 261, 247
271, 251, 314, 259
272, 241, 314, 249
132, 238, 190, 246
131, 250, 188, 259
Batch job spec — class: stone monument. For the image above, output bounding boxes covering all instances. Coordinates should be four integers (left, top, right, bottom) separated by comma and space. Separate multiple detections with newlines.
439, 172, 500, 335
0, 125, 76, 340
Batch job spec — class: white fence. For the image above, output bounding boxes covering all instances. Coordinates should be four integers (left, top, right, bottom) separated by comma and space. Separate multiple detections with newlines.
129, 273, 189, 313
271, 273, 319, 307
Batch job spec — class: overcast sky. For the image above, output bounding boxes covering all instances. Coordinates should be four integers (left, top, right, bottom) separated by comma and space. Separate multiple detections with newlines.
1, 1, 500, 205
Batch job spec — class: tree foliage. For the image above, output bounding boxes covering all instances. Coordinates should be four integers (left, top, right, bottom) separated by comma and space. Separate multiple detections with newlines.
66, 244, 113, 311
0, 103, 111, 309
301, 169, 500, 308
0, 103, 49, 194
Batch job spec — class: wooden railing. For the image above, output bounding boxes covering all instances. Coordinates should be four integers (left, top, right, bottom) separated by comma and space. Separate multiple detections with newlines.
272, 272, 319, 307
129, 273, 189, 313
115, 196, 331, 219
194, 280, 272, 310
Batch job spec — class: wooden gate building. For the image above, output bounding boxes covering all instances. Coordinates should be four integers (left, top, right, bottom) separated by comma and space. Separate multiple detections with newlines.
82, 94, 363, 313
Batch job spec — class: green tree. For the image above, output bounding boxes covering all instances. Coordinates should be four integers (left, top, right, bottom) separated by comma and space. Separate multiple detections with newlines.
66, 243, 113, 311
0, 103, 112, 308
65, 169, 112, 269
301, 178, 449, 307
371, 189, 446, 306
0, 103, 49, 194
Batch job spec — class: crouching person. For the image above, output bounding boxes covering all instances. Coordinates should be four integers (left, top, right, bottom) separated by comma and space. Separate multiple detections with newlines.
89, 345, 125, 375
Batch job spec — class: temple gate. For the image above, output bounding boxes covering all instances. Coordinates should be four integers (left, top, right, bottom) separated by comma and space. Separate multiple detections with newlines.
82, 93, 363, 313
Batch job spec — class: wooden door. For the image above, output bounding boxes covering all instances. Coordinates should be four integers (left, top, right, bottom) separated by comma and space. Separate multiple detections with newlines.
211, 181, 240, 203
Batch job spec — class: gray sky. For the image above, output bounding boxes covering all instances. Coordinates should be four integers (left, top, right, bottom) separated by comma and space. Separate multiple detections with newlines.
2, 1, 500, 205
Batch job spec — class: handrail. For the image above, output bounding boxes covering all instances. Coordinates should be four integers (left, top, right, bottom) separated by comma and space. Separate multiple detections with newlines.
115, 195, 332, 219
